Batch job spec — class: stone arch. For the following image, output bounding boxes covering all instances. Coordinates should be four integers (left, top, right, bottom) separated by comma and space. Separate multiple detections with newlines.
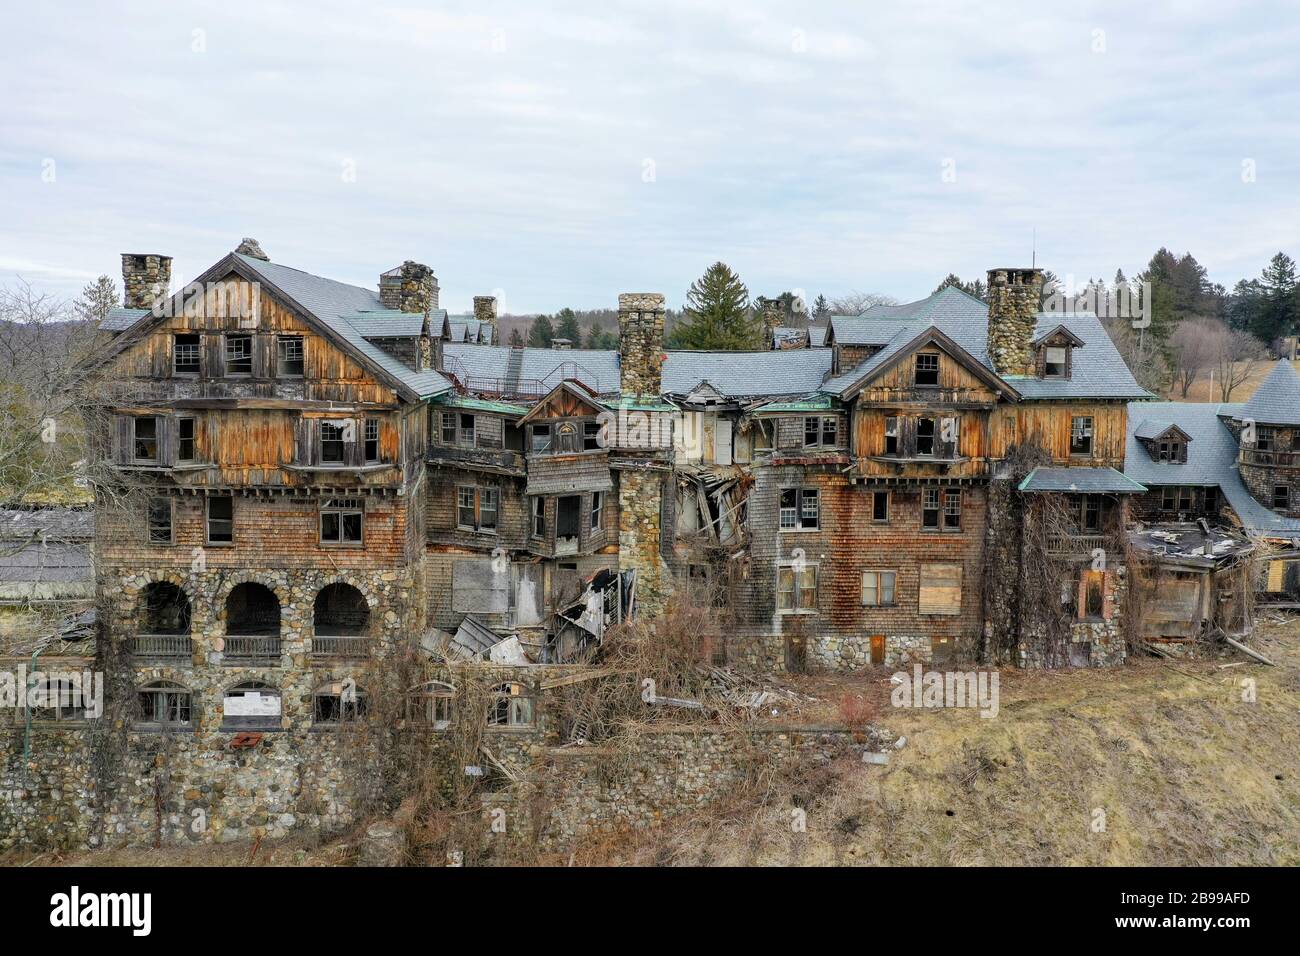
224, 581, 281, 636
313, 582, 372, 636
140, 581, 192, 635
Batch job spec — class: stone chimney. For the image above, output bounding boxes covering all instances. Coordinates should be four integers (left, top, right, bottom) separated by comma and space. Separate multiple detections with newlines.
380, 261, 439, 313
761, 300, 783, 349
234, 237, 269, 261
618, 293, 666, 397
986, 267, 1043, 377
473, 295, 498, 344
121, 254, 173, 310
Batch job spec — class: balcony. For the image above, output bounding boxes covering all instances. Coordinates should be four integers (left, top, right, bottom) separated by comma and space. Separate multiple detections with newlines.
1240, 448, 1300, 468
223, 636, 281, 662
130, 634, 193, 660
1046, 533, 1108, 557
311, 636, 373, 659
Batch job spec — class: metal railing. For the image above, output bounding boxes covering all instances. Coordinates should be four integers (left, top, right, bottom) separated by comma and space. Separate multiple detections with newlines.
311, 635, 373, 659
223, 635, 281, 661
130, 634, 193, 659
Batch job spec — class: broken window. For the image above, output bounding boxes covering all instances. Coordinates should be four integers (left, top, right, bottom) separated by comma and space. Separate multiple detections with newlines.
1161, 486, 1178, 511
916, 417, 936, 457
222, 681, 280, 730
1177, 487, 1194, 513
922, 488, 941, 529
30, 677, 88, 722
408, 681, 455, 730
1082, 494, 1103, 532
584, 421, 602, 450
321, 497, 364, 544
943, 488, 962, 530
206, 494, 233, 544
313, 680, 367, 725
919, 563, 962, 616
530, 424, 551, 452
137, 680, 192, 728
914, 353, 940, 387
224, 333, 253, 375
459, 413, 476, 446
1044, 346, 1068, 378
456, 486, 498, 533
861, 569, 896, 606
147, 497, 173, 544
777, 563, 817, 612
177, 417, 196, 462
884, 416, 899, 456
1256, 427, 1275, 452
276, 336, 304, 376
531, 497, 546, 537
173, 334, 200, 375
779, 488, 819, 530
487, 682, 534, 727
314, 583, 370, 636
440, 411, 457, 445
225, 582, 280, 636
1204, 486, 1218, 513
1080, 570, 1105, 620
142, 581, 191, 634
1070, 416, 1093, 456
872, 490, 889, 522
364, 418, 380, 463
319, 420, 348, 464
590, 490, 604, 531
804, 416, 838, 447
1157, 439, 1185, 462
133, 416, 159, 462
1274, 485, 1290, 510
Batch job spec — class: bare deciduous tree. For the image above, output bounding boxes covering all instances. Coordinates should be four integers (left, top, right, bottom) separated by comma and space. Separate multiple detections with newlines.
828, 291, 898, 316
1170, 317, 1225, 398
1215, 326, 1268, 402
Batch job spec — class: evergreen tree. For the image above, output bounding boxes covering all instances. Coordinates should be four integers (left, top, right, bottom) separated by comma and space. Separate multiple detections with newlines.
527, 315, 555, 348
933, 273, 965, 295
812, 294, 829, 321
668, 262, 759, 350
75, 274, 119, 323
553, 307, 582, 344
1258, 252, 1300, 342
508, 328, 525, 347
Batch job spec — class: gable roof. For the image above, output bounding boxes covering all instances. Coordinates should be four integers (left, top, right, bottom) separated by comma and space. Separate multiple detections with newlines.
661, 348, 833, 398
1233, 359, 1300, 426
516, 380, 607, 425
1032, 324, 1087, 348
1018, 466, 1147, 494
826, 323, 1019, 401
1123, 401, 1300, 542
1133, 419, 1192, 443
443, 343, 621, 396
823, 287, 1149, 401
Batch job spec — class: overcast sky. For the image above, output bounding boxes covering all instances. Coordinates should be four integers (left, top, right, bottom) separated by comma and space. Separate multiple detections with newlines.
2, 1, 1298, 313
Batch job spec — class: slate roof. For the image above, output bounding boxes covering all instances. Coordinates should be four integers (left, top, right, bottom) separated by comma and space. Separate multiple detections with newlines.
448, 316, 493, 345
772, 326, 828, 348
0, 509, 94, 590
232, 253, 453, 399
1018, 466, 1147, 494
339, 309, 429, 337
1133, 419, 1177, 441
1232, 359, 1300, 426
662, 349, 833, 398
99, 307, 150, 332
1123, 401, 1300, 542
822, 286, 1150, 401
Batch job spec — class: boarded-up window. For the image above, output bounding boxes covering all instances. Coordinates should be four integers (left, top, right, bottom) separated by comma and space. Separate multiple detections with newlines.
1267, 560, 1285, 593
919, 563, 962, 616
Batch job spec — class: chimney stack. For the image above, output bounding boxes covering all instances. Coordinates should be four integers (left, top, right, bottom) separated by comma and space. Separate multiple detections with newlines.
761, 299, 783, 350
121, 253, 173, 310
986, 267, 1043, 377
618, 293, 665, 397
473, 295, 498, 344
234, 237, 269, 261
380, 261, 439, 314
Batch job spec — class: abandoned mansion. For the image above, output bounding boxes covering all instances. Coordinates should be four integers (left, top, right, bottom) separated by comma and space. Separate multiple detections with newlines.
3, 239, 1298, 850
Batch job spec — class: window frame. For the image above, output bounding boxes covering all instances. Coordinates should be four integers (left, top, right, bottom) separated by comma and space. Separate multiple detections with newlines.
320, 497, 365, 546
408, 681, 455, 730
861, 569, 897, 607
777, 562, 818, 613
916, 417, 937, 457
871, 490, 889, 523
176, 416, 196, 463
914, 352, 940, 388
1070, 416, 1094, 457
942, 488, 962, 531
132, 416, 160, 463
456, 485, 499, 534
147, 496, 174, 544
1273, 485, 1290, 510
319, 420, 349, 465
884, 416, 899, 456
206, 494, 234, 545
486, 682, 535, 728
221, 681, 281, 731
312, 681, 367, 727
590, 490, 604, 532
779, 488, 819, 531
173, 334, 201, 377
276, 335, 305, 377
922, 487, 941, 529
531, 497, 546, 538
1044, 345, 1068, 378
223, 333, 253, 376
136, 680, 193, 729
363, 418, 380, 463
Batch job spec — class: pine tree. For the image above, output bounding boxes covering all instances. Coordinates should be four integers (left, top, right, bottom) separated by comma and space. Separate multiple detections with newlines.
553, 308, 582, 344
527, 315, 555, 348
668, 262, 759, 350
1259, 252, 1300, 342
508, 328, 525, 347
75, 274, 119, 323
812, 294, 829, 321
933, 274, 965, 295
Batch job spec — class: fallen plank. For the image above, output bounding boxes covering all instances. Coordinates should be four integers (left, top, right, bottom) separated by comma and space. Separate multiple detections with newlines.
1224, 635, 1276, 666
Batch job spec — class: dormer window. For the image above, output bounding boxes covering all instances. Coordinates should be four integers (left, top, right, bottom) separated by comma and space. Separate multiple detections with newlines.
914, 353, 940, 387
1044, 346, 1068, 378
1158, 440, 1185, 463
1033, 326, 1083, 379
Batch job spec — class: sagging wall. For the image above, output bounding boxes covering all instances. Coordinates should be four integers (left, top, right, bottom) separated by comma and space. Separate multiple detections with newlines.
733, 464, 988, 671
